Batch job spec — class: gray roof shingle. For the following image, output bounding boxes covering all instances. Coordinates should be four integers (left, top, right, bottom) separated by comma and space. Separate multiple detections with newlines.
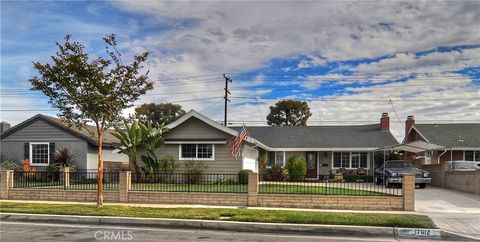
232, 124, 398, 148
413, 123, 480, 148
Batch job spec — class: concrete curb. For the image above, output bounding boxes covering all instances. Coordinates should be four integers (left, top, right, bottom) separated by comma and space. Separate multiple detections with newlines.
0, 212, 394, 238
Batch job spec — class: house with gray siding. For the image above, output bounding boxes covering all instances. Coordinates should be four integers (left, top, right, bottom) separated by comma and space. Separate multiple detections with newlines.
147, 110, 398, 177
0, 114, 128, 170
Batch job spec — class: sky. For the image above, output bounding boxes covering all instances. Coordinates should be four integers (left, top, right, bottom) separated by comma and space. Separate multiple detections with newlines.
1, 1, 479, 141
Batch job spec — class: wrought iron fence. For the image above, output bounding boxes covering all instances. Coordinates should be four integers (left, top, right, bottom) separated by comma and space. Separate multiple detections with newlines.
13, 171, 63, 189
259, 174, 402, 196
12, 171, 119, 190
131, 173, 248, 193
69, 171, 119, 190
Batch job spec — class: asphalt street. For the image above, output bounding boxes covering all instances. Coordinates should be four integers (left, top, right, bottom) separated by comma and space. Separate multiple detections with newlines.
0, 221, 398, 242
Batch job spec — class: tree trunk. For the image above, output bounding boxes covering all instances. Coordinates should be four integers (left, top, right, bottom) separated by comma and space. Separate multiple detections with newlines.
132, 155, 142, 181
97, 128, 104, 208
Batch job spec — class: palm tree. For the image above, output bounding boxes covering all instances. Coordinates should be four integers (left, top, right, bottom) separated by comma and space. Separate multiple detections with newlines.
112, 121, 143, 180
139, 122, 167, 176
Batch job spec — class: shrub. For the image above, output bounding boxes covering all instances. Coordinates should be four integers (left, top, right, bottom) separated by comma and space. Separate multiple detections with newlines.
21, 159, 36, 173
159, 155, 179, 174
184, 160, 207, 184
265, 165, 287, 181
258, 155, 268, 175
238, 169, 250, 184
0, 159, 20, 171
286, 156, 307, 181
52, 146, 77, 169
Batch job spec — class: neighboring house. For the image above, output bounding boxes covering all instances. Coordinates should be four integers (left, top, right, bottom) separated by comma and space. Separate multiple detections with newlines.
403, 115, 480, 166
147, 110, 398, 177
0, 114, 128, 170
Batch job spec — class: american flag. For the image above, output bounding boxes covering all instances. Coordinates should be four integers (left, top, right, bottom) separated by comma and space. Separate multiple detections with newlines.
231, 124, 249, 159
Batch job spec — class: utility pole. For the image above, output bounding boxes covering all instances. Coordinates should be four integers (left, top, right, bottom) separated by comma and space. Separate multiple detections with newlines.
223, 74, 232, 126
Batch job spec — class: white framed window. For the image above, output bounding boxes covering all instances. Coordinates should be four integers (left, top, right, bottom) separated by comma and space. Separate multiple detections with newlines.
30, 142, 50, 166
464, 151, 480, 161
267, 151, 285, 167
332, 152, 369, 169
179, 144, 215, 160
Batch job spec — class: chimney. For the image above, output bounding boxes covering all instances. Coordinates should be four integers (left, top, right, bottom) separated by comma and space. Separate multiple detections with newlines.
405, 115, 415, 141
0, 121, 11, 134
380, 113, 390, 130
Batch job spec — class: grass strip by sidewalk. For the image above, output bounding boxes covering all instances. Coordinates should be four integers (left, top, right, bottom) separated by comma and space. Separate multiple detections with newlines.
0, 202, 435, 228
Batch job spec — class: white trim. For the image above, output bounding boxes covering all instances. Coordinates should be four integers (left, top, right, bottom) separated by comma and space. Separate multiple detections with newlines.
165, 110, 270, 150
409, 126, 430, 143
268, 147, 378, 152
178, 143, 215, 161
331, 151, 369, 169
29, 142, 50, 166
452, 147, 480, 151
165, 140, 226, 144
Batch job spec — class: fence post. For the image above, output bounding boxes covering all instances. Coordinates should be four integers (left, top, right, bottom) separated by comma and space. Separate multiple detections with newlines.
0, 170, 13, 199
60, 167, 70, 190
119, 171, 131, 203
247, 171, 258, 206
402, 174, 415, 211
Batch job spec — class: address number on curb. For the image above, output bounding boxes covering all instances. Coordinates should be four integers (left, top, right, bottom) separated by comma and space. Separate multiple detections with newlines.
396, 228, 441, 239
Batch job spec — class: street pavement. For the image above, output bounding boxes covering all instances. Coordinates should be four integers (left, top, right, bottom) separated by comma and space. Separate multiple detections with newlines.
0, 221, 398, 242
415, 186, 480, 240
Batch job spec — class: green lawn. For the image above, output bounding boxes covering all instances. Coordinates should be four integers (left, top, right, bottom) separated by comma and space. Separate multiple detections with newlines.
0, 201, 436, 228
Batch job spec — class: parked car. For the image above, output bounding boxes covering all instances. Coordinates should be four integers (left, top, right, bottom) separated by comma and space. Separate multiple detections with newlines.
448, 160, 480, 171
374, 160, 431, 188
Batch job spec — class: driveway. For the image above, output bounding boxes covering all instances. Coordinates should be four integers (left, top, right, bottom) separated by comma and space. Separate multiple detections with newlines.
415, 186, 480, 240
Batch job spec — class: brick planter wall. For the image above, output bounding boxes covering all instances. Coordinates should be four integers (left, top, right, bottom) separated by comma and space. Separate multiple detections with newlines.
8, 189, 119, 202
257, 194, 403, 210
128, 191, 248, 206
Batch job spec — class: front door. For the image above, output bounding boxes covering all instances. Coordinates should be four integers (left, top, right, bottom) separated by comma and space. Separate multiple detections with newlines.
306, 152, 317, 179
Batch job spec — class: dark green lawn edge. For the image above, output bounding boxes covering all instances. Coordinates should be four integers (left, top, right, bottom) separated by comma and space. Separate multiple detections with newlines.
0, 202, 435, 228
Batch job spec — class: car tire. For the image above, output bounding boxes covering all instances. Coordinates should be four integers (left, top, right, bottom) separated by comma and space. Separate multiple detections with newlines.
419, 183, 426, 189
375, 177, 382, 185
385, 180, 392, 188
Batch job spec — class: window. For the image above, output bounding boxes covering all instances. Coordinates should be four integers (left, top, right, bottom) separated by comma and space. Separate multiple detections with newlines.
464, 151, 480, 161
351, 152, 368, 168
268, 151, 285, 167
332, 152, 368, 168
180, 144, 214, 160
30, 143, 50, 165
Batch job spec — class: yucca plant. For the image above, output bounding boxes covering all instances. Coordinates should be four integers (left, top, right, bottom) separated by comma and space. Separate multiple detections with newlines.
53, 146, 77, 169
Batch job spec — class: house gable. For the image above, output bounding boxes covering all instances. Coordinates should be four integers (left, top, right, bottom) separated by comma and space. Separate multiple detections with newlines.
1, 117, 84, 142
164, 116, 232, 140
405, 126, 428, 143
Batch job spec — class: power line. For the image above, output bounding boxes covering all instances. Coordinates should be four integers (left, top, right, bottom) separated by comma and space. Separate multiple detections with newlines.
231, 96, 479, 102
200, 98, 223, 113
388, 99, 405, 130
